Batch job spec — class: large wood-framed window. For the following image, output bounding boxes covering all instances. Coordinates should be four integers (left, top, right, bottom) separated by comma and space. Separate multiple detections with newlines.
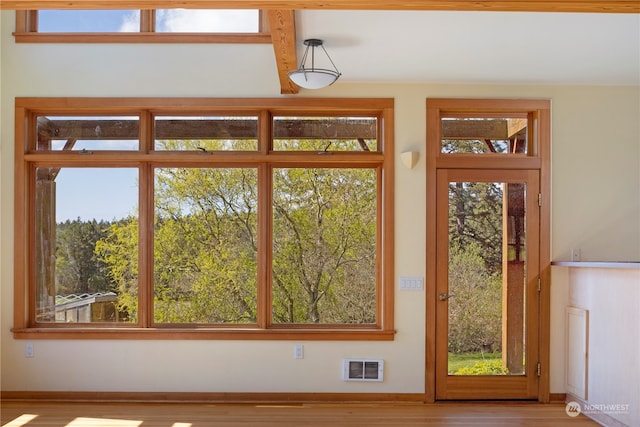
13, 98, 395, 340
14, 9, 272, 43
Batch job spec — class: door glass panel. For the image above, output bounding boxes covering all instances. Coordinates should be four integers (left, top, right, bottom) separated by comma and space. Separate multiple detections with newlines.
447, 181, 526, 375
441, 116, 529, 155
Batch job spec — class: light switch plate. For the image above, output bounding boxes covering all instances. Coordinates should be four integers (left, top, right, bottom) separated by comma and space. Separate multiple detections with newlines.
399, 277, 424, 290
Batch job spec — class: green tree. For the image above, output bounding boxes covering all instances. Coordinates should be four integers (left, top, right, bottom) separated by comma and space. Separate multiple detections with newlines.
272, 168, 377, 324
447, 242, 502, 354
446, 174, 505, 354
56, 218, 114, 295
152, 166, 258, 323
95, 138, 378, 325
94, 217, 139, 321
449, 181, 503, 273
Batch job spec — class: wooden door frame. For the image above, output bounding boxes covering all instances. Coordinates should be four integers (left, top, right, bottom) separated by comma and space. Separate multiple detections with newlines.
425, 98, 551, 403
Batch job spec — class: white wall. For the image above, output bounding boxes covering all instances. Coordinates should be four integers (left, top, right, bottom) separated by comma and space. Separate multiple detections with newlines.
564, 266, 640, 427
2, 10, 639, 395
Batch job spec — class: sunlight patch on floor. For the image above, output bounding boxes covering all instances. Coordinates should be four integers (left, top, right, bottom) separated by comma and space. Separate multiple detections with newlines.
65, 418, 142, 427
2, 414, 39, 427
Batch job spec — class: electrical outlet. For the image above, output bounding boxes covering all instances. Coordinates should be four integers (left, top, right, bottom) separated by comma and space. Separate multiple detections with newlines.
294, 344, 304, 359
25, 343, 34, 358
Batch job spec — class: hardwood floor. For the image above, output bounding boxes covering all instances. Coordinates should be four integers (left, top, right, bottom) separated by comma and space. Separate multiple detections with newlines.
1, 401, 600, 426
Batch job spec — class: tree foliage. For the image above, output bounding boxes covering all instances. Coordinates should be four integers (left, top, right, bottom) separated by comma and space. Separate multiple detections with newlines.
447, 242, 502, 354
449, 181, 503, 273
272, 168, 376, 324
447, 175, 505, 354
94, 217, 139, 321
152, 167, 258, 323
90, 138, 378, 325
55, 218, 115, 295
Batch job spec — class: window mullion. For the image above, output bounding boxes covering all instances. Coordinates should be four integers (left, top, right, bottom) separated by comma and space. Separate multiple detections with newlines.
140, 10, 154, 33
139, 110, 153, 327
138, 164, 153, 328
256, 110, 271, 329
257, 163, 271, 329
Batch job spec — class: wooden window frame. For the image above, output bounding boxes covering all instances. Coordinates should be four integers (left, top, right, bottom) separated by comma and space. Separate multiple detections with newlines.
13, 97, 395, 340
14, 10, 272, 43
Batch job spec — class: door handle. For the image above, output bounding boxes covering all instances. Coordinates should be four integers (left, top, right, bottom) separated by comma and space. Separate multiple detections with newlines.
439, 292, 454, 301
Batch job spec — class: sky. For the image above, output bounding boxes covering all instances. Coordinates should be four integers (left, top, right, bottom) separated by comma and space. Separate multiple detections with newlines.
55, 168, 139, 223
38, 9, 260, 33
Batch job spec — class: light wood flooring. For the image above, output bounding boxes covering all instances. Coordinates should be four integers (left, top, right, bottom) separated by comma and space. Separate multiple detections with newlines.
1, 401, 601, 427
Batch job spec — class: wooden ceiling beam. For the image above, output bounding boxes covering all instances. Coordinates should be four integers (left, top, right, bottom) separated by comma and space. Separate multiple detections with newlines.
268, 10, 299, 95
1, 1, 638, 13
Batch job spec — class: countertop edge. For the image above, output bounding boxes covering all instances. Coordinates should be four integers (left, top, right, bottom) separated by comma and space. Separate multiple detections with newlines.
551, 261, 640, 269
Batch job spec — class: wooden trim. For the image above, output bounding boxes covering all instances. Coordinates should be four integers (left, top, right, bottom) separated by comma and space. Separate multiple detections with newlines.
13, 107, 29, 331
258, 111, 271, 329
435, 156, 542, 170
268, 10, 299, 95
140, 9, 154, 32
2, 1, 638, 13
424, 98, 439, 403
381, 104, 395, 333
1, 391, 425, 403
14, 32, 273, 43
537, 104, 552, 404
549, 393, 567, 403
15, 10, 27, 32
11, 328, 396, 340
139, 111, 152, 328
15, 97, 394, 111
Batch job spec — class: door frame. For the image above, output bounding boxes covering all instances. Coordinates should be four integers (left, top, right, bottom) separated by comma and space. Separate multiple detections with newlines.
425, 98, 551, 403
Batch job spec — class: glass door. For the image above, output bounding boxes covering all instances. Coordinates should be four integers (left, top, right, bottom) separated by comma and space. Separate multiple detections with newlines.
435, 169, 540, 399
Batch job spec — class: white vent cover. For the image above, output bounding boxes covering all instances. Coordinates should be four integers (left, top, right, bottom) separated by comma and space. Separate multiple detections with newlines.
342, 359, 384, 382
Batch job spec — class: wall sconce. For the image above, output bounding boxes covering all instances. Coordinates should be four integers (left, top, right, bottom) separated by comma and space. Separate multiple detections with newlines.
288, 39, 341, 90
401, 151, 420, 169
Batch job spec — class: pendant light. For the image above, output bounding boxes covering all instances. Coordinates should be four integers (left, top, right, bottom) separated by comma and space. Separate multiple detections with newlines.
288, 39, 341, 90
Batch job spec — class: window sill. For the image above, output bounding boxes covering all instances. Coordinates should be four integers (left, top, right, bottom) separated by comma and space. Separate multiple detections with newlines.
12, 327, 396, 341
13, 32, 273, 44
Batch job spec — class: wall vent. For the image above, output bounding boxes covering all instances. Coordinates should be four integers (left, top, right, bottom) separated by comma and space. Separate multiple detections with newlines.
342, 359, 384, 382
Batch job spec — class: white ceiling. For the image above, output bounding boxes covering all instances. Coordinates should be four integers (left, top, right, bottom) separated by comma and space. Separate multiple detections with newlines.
293, 10, 640, 85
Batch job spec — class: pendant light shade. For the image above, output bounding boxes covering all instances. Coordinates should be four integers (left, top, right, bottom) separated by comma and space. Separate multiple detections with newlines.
288, 39, 341, 90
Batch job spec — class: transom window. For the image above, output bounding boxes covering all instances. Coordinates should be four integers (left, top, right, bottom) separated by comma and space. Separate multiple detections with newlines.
14, 10, 270, 43
14, 98, 395, 340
